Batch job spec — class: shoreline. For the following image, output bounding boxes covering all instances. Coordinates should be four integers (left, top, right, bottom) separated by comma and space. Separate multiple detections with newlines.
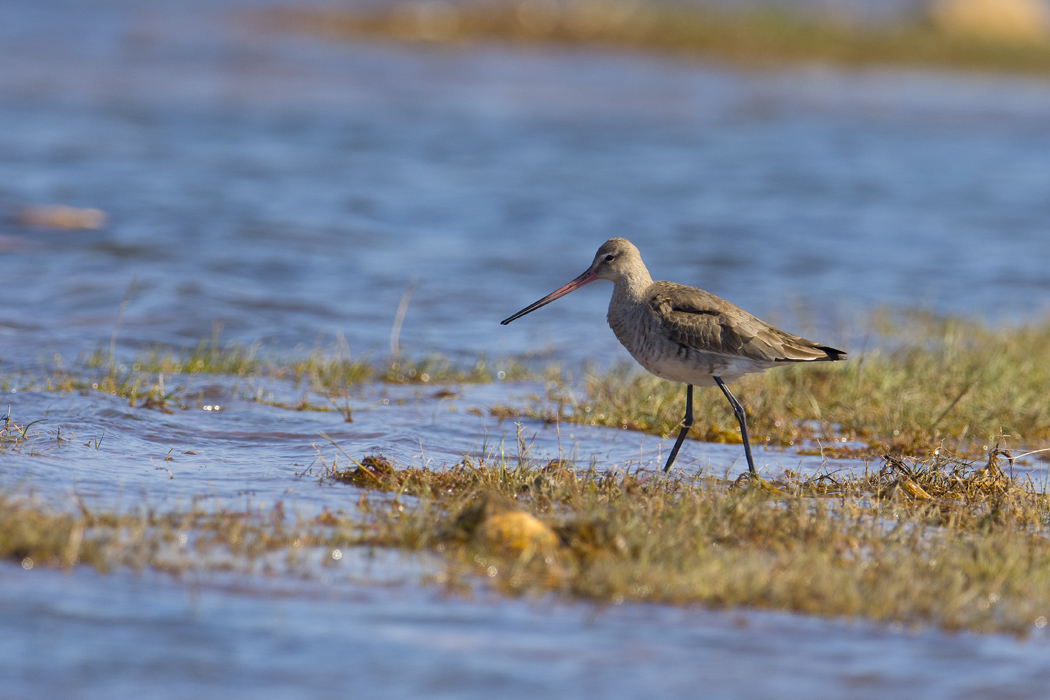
255, 2, 1050, 78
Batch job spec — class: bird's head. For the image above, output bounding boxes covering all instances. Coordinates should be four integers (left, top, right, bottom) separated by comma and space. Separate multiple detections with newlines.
590, 237, 644, 284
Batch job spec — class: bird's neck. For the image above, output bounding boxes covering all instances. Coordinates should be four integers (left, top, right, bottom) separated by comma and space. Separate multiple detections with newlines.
611, 267, 653, 306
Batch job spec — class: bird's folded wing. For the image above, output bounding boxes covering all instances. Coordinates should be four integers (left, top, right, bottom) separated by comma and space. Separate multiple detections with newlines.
650, 284, 831, 363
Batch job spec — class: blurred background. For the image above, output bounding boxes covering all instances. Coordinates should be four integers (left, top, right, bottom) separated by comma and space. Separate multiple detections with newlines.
2, 0, 1049, 371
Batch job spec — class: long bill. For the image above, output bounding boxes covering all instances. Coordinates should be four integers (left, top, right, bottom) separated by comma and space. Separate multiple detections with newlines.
500, 268, 598, 325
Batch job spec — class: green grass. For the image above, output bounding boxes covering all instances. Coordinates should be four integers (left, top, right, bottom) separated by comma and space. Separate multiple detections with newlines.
4, 338, 540, 413
121, 339, 535, 387
258, 2, 1050, 77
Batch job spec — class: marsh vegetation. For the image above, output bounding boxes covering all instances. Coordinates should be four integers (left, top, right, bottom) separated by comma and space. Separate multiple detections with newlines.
260, 0, 1050, 76
4, 430, 1049, 635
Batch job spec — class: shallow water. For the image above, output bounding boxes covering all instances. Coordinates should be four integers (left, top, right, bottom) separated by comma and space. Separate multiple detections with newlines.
6, 562, 1050, 700
4, 563, 1050, 700
3, 0, 1050, 697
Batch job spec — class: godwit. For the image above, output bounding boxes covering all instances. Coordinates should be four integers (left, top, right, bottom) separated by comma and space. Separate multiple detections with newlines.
501, 238, 846, 475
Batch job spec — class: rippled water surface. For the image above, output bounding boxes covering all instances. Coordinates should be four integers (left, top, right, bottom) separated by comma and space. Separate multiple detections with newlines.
3, 0, 1050, 697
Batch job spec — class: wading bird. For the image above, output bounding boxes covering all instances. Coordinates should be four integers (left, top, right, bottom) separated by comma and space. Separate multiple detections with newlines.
501, 238, 846, 475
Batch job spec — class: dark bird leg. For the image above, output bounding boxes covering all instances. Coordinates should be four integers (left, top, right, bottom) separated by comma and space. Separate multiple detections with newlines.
713, 376, 757, 475
663, 384, 693, 472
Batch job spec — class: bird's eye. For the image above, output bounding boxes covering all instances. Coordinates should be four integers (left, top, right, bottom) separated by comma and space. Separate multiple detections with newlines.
603, 254, 615, 262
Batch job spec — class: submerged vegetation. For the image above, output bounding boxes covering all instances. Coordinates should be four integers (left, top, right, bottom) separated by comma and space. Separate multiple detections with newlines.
1, 337, 538, 415
98, 338, 534, 388
4, 438, 1050, 635
259, 0, 1050, 76
0, 410, 41, 454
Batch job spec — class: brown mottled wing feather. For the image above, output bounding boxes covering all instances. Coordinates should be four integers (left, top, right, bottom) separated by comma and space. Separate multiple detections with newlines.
649, 282, 845, 363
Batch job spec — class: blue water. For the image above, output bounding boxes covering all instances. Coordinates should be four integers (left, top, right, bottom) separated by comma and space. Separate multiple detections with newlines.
3, 1, 1050, 368
3, 0, 1050, 697
5, 564, 1050, 700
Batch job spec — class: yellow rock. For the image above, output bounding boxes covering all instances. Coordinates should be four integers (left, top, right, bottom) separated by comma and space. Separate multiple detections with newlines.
478, 511, 559, 553
453, 489, 560, 554
929, 0, 1050, 43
